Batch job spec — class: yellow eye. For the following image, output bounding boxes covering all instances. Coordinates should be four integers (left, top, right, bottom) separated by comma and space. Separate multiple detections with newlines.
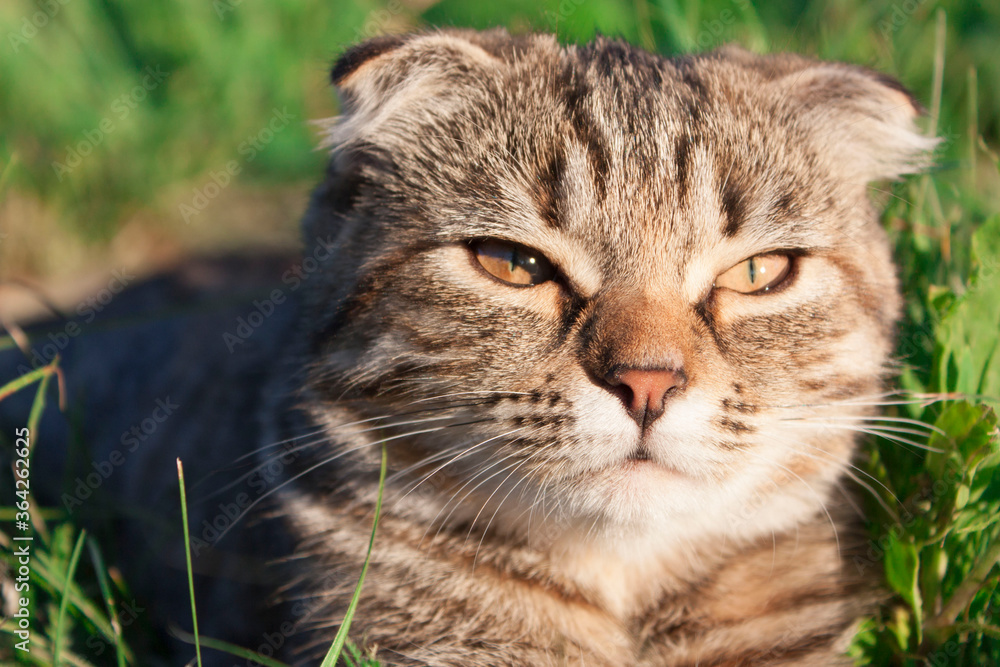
471, 240, 555, 287
715, 253, 792, 294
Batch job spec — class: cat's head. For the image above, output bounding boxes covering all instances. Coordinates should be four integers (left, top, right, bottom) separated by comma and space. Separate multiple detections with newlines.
296, 30, 936, 547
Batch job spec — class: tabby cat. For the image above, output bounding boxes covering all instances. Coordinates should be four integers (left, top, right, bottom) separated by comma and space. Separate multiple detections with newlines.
2, 28, 938, 667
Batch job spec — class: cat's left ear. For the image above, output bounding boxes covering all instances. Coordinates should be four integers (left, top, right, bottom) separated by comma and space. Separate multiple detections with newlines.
320, 30, 502, 150
769, 62, 940, 182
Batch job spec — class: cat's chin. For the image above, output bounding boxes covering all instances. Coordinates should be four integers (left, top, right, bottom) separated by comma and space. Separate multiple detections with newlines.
559, 455, 709, 528
606, 456, 694, 489
541, 450, 821, 545
619, 456, 679, 473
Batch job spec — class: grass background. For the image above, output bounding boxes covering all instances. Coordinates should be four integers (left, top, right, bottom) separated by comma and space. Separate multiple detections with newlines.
1, 0, 999, 665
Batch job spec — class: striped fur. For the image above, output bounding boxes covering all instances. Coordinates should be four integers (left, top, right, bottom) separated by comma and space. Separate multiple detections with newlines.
274, 29, 936, 665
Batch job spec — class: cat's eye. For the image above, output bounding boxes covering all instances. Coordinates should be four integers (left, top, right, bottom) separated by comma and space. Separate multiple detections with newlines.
471, 239, 556, 287
714, 253, 792, 294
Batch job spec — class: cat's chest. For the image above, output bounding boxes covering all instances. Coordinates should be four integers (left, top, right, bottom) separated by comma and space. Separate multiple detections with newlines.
509, 515, 858, 665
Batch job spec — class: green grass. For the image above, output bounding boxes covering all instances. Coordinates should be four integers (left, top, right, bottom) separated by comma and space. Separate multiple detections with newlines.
168, 447, 388, 667
0, 362, 142, 667
0, 0, 997, 268
1, 0, 999, 665
175, 460, 202, 667
318, 445, 387, 667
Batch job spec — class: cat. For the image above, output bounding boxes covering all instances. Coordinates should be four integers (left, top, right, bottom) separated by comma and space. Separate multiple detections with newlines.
0, 28, 937, 666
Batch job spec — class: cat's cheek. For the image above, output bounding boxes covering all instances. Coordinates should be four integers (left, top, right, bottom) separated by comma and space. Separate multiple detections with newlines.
650, 390, 734, 470
792, 322, 892, 394
563, 389, 645, 464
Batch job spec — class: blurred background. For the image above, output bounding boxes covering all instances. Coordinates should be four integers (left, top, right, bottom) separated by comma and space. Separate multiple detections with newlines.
0, 0, 997, 300
2, 2, 1000, 664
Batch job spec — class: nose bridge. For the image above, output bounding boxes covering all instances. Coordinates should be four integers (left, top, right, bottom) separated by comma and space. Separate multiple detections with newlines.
583, 290, 690, 375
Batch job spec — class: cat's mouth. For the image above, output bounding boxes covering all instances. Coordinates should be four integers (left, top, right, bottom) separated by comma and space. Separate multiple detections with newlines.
626, 445, 653, 462
617, 443, 693, 479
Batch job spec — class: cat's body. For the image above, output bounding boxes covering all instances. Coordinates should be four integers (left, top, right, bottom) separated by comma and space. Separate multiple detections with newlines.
1, 29, 936, 666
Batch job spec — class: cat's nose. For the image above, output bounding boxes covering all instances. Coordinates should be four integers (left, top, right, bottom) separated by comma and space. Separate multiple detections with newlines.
605, 367, 687, 430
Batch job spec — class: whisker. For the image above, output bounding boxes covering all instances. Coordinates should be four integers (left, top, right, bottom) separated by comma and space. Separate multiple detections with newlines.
388, 426, 530, 512
426, 432, 545, 543
783, 440, 901, 522
384, 442, 481, 486
214, 425, 453, 542
472, 458, 537, 567
227, 425, 331, 465
473, 441, 561, 565
742, 449, 841, 557
224, 404, 488, 466
782, 421, 945, 453
787, 414, 948, 438
193, 434, 332, 503
462, 451, 539, 543
406, 390, 535, 405
767, 390, 968, 411
195, 412, 494, 503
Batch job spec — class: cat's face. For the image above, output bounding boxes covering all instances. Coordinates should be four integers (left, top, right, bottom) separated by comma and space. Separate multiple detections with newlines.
298, 31, 935, 545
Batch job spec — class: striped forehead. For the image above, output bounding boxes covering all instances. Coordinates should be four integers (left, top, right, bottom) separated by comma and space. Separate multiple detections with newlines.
372, 41, 838, 292
513, 63, 821, 291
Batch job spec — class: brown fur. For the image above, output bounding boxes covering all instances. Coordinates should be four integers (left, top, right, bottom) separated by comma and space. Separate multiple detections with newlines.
0, 30, 939, 665
241, 28, 942, 666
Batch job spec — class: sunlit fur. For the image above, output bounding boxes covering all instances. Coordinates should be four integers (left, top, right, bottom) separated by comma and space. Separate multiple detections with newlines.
274, 29, 938, 665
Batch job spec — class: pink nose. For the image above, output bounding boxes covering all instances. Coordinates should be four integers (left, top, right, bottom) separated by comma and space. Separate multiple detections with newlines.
607, 368, 687, 429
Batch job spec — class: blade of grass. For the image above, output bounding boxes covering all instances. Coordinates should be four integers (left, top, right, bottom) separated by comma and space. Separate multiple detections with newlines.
967, 66, 978, 196
52, 529, 87, 667
87, 537, 130, 667
29, 550, 117, 639
27, 362, 53, 444
928, 9, 945, 138
0, 627, 98, 667
0, 360, 57, 403
24, 358, 64, 543
319, 444, 387, 667
177, 458, 203, 667
0, 151, 16, 186
171, 627, 293, 667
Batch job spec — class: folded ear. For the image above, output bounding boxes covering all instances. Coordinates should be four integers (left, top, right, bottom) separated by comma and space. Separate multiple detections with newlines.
320, 31, 502, 151
768, 61, 939, 182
